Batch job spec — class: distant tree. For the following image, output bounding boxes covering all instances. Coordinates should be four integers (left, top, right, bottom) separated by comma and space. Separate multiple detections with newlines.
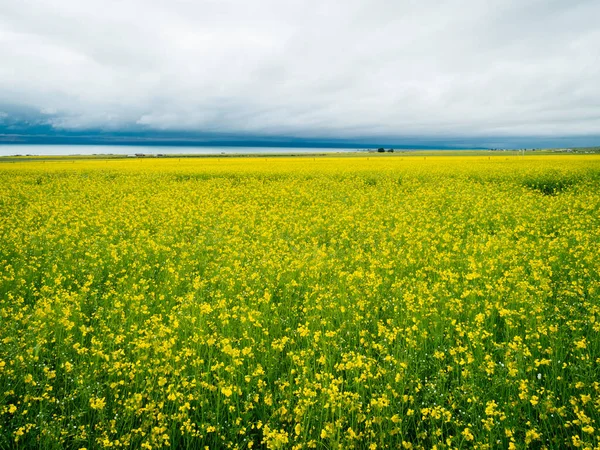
377, 148, 385, 153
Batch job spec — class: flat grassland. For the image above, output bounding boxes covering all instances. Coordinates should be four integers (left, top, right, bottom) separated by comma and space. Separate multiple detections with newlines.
1, 155, 599, 449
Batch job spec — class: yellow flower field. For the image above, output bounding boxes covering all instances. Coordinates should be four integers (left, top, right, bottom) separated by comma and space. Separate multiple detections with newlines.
1, 154, 599, 449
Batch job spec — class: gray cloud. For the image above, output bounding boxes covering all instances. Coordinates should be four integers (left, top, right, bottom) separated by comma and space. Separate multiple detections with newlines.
1, 0, 599, 139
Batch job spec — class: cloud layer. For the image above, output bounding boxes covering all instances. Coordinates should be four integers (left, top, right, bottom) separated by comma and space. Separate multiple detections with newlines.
1, 0, 599, 139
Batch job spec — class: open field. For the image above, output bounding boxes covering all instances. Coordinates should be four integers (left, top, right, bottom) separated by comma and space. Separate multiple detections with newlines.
1, 155, 599, 449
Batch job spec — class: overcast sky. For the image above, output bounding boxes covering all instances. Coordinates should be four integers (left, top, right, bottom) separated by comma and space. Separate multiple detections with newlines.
1, 0, 599, 144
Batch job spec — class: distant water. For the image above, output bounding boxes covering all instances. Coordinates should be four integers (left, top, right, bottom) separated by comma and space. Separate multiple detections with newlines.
0, 145, 366, 157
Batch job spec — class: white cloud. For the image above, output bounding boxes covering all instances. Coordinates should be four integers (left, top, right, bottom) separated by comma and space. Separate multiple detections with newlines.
0, 0, 599, 138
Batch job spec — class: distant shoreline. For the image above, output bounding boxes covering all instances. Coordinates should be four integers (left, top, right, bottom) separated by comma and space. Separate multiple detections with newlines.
0, 144, 487, 158
1, 148, 598, 161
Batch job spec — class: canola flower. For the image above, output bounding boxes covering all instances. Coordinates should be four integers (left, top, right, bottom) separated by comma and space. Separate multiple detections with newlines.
0, 154, 599, 449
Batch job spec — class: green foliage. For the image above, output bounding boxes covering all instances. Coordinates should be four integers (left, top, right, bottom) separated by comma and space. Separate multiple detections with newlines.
522, 175, 578, 195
